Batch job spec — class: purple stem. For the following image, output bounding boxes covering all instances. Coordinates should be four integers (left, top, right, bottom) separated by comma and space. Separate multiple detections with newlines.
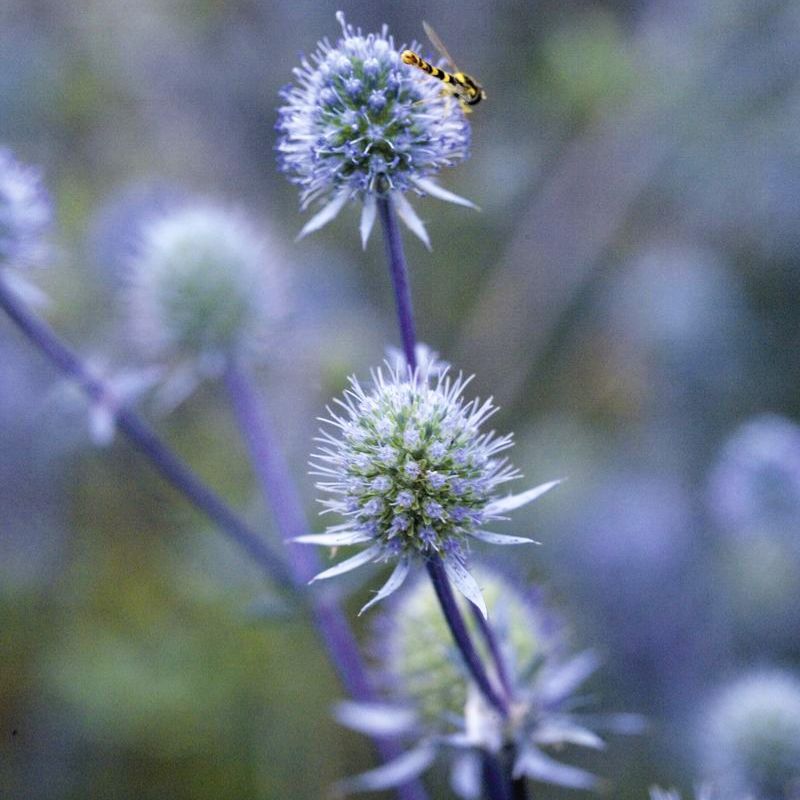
223, 360, 429, 800
0, 275, 294, 591
481, 752, 512, 800
426, 557, 509, 718
377, 196, 417, 370
470, 604, 513, 700
377, 196, 510, 721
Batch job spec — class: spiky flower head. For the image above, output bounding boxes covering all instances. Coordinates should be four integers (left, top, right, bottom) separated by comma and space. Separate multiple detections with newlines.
128, 204, 283, 406
296, 360, 560, 615
700, 669, 800, 800
334, 567, 639, 796
276, 11, 476, 249
0, 148, 50, 271
707, 414, 800, 540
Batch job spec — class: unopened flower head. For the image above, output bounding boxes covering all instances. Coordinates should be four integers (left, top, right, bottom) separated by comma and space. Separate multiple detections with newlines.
700, 669, 800, 800
276, 12, 476, 247
129, 204, 282, 380
0, 148, 50, 270
707, 414, 800, 539
297, 360, 560, 615
334, 567, 639, 796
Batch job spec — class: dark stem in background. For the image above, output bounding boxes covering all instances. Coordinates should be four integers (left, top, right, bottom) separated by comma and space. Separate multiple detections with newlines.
511, 773, 531, 800
481, 752, 511, 800
223, 359, 429, 800
426, 557, 509, 718
471, 604, 513, 700
377, 196, 417, 370
0, 275, 294, 591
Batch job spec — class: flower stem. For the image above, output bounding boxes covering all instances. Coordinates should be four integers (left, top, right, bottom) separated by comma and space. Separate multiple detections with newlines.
377, 197, 511, 722
481, 752, 512, 800
377, 195, 417, 370
426, 557, 509, 717
223, 359, 429, 800
0, 275, 294, 591
470, 603, 513, 700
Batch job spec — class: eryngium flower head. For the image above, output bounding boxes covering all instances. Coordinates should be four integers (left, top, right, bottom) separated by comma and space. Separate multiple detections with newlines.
707, 414, 800, 540
0, 148, 50, 270
276, 12, 475, 248
334, 567, 640, 796
296, 361, 560, 615
129, 204, 282, 396
700, 669, 800, 800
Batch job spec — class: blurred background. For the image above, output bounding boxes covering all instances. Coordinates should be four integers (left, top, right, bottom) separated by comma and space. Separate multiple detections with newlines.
2, 0, 800, 797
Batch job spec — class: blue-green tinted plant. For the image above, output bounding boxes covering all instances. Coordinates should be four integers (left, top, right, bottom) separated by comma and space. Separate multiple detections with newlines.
295, 361, 559, 615
276, 11, 475, 248
128, 203, 285, 409
700, 668, 800, 800
334, 566, 637, 795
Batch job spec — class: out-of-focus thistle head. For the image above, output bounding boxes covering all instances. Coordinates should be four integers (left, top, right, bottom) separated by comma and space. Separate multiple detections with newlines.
276, 11, 476, 249
0, 148, 51, 305
295, 360, 560, 616
700, 669, 800, 800
333, 566, 641, 796
649, 787, 732, 800
707, 414, 800, 540
128, 204, 283, 407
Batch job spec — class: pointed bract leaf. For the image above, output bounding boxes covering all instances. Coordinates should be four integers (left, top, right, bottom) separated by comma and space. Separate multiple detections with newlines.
292, 530, 373, 546
413, 177, 480, 210
359, 195, 377, 249
359, 558, 411, 615
308, 544, 381, 583
443, 556, 487, 619
513, 745, 599, 790
297, 191, 350, 239
393, 191, 431, 250
539, 650, 600, 704
468, 530, 539, 545
485, 479, 563, 516
450, 751, 482, 799
334, 745, 437, 794
532, 721, 605, 750
334, 701, 418, 737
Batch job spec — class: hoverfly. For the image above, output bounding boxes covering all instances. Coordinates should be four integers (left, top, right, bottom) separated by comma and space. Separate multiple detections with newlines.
401, 21, 486, 112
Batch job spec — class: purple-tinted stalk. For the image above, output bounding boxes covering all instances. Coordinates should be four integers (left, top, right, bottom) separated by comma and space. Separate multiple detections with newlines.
482, 752, 512, 800
426, 556, 509, 717
223, 360, 429, 800
0, 275, 294, 591
377, 195, 510, 721
377, 196, 417, 370
471, 604, 513, 700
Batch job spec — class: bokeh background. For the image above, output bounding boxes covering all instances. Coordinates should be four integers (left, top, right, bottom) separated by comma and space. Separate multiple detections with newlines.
2, 0, 800, 798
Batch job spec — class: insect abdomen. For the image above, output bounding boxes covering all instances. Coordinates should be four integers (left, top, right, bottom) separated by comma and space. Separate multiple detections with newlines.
401, 50, 458, 86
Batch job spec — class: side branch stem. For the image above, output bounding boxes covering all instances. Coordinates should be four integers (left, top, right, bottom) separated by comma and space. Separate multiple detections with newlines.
223, 360, 429, 800
0, 276, 294, 591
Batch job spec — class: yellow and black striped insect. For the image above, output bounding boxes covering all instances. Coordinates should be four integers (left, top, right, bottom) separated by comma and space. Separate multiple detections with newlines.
401, 21, 486, 112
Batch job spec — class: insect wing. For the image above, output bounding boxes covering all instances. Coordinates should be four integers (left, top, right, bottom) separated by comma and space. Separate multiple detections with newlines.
422, 20, 460, 73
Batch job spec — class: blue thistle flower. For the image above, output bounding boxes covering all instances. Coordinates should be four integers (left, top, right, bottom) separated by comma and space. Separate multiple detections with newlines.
295, 360, 560, 616
128, 203, 284, 409
0, 147, 51, 271
699, 669, 800, 800
276, 12, 476, 248
332, 566, 641, 795
707, 414, 800, 540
